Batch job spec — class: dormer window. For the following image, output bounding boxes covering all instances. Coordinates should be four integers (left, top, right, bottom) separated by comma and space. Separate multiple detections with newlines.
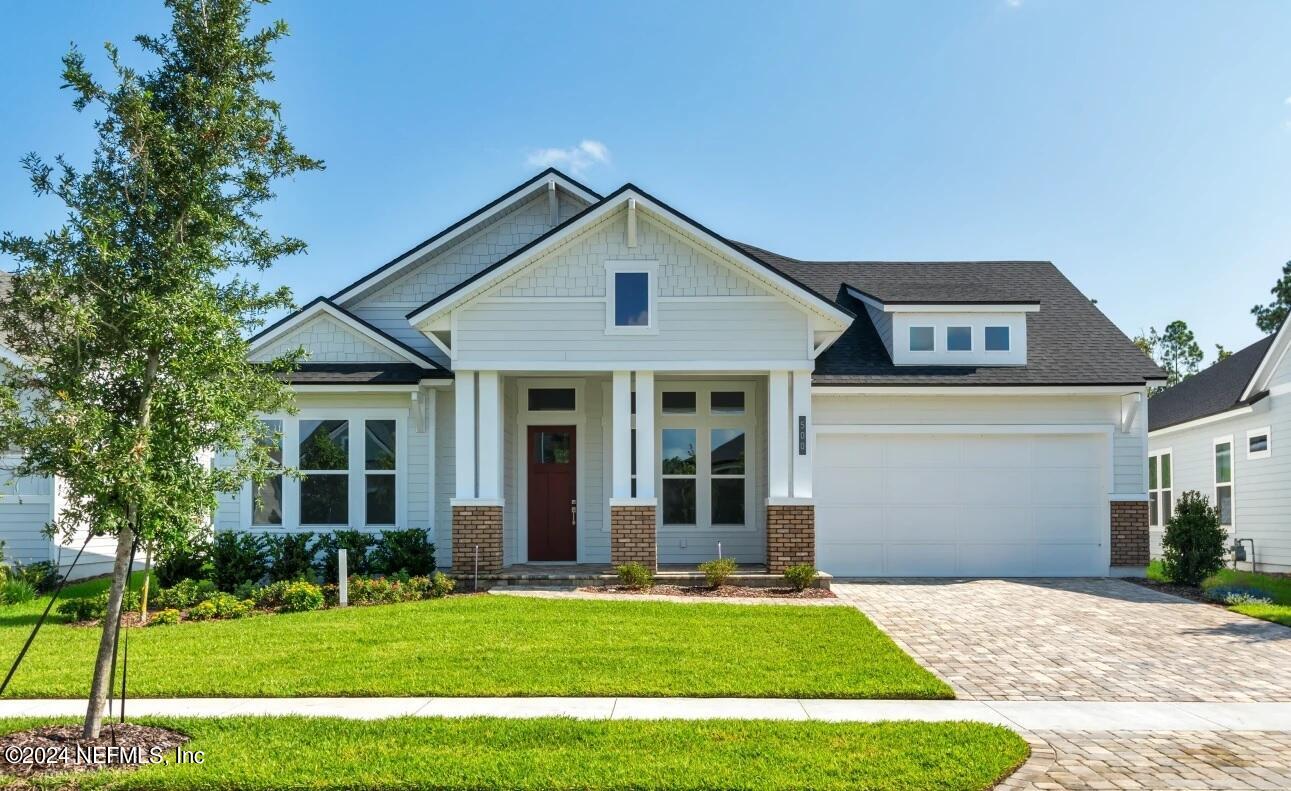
946, 326, 972, 352
985, 326, 1010, 351
605, 261, 657, 334
909, 326, 934, 352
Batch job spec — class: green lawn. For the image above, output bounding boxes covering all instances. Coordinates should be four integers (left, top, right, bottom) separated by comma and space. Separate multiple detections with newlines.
6, 716, 1027, 791
1146, 562, 1291, 628
0, 588, 950, 699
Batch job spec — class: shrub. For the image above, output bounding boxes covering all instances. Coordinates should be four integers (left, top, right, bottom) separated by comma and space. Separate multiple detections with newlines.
150, 608, 181, 626
210, 531, 268, 592
153, 578, 218, 610
429, 571, 454, 598
0, 579, 36, 605
313, 530, 378, 581
372, 529, 435, 577
248, 579, 293, 609
698, 557, 738, 588
1204, 586, 1273, 606
1161, 490, 1227, 587
347, 576, 408, 606
154, 540, 209, 588
14, 561, 61, 594
280, 580, 324, 613
57, 590, 141, 623
188, 592, 254, 621
782, 564, 818, 592
263, 532, 316, 582
616, 562, 653, 589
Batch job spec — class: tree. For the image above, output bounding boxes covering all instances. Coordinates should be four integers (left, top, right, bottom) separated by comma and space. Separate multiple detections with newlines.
1134, 321, 1204, 387
1251, 260, 1291, 334
1212, 344, 1233, 365
0, 0, 320, 739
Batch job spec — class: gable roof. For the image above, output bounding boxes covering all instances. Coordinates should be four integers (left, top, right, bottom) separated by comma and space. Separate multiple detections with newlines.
330, 168, 600, 305
738, 244, 1165, 387
405, 184, 855, 329
1148, 334, 1277, 432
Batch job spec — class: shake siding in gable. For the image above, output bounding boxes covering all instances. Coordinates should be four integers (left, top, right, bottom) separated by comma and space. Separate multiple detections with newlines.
250, 314, 404, 364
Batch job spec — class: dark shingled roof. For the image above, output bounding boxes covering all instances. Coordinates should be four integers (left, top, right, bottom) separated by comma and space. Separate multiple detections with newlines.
1147, 335, 1275, 431
736, 243, 1163, 387
276, 363, 449, 385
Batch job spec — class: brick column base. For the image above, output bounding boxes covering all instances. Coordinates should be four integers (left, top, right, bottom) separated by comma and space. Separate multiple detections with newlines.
610, 504, 657, 569
767, 504, 815, 573
452, 504, 503, 573
1110, 500, 1150, 567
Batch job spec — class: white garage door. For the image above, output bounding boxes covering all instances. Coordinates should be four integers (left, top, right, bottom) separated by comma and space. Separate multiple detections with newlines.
815, 431, 1107, 577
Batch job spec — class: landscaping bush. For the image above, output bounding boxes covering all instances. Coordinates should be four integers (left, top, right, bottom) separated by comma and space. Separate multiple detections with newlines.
616, 562, 653, 589
280, 580, 325, 613
248, 579, 293, 609
57, 589, 141, 623
0, 579, 36, 605
1204, 586, 1273, 606
155, 539, 210, 588
372, 529, 436, 577
782, 564, 818, 592
153, 578, 218, 610
313, 530, 378, 581
429, 571, 454, 598
1161, 490, 1227, 587
698, 557, 738, 588
263, 531, 316, 582
150, 608, 181, 626
14, 561, 61, 594
210, 531, 269, 592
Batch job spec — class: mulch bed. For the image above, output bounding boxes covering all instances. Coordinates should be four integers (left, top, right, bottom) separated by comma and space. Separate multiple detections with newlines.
0, 723, 188, 779
583, 584, 835, 599
1124, 577, 1212, 605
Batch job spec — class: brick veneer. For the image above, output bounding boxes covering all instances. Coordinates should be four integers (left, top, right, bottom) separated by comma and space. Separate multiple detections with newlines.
767, 504, 814, 573
610, 505, 657, 569
451, 505, 503, 573
1110, 500, 1150, 567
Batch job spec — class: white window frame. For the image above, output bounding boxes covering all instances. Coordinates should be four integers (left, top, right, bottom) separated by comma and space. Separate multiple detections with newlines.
946, 325, 973, 352
984, 325, 1011, 353
1148, 448, 1172, 528
657, 381, 756, 532
908, 325, 936, 353
251, 419, 284, 527
604, 260, 658, 335
1213, 435, 1234, 528
362, 418, 400, 527
1246, 426, 1271, 460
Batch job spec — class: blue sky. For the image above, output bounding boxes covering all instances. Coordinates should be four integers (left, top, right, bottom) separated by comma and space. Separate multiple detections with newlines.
2, 1, 1288, 357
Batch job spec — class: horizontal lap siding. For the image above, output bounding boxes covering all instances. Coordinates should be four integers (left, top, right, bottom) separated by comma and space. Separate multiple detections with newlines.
0, 501, 51, 565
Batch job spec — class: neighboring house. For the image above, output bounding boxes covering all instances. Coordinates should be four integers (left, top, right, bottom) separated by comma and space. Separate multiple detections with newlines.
0, 272, 119, 580
226, 168, 1163, 578
1148, 319, 1291, 572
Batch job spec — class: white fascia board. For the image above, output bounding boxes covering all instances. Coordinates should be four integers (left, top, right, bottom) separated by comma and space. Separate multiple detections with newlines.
450, 360, 815, 373
812, 384, 1147, 396
333, 174, 599, 305
1147, 404, 1259, 438
1241, 319, 1291, 402
844, 287, 1039, 313
249, 300, 432, 368
408, 189, 854, 330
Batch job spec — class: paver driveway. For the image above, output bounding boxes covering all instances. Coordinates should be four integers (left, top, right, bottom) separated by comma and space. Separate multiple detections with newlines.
834, 578, 1291, 702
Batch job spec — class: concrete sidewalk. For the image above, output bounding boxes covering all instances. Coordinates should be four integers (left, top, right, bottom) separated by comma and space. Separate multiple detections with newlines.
2, 697, 1289, 731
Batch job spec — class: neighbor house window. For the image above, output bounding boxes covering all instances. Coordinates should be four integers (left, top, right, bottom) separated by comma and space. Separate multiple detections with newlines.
985, 326, 1010, 351
300, 419, 350, 525
1214, 438, 1233, 527
252, 420, 283, 526
946, 326, 972, 351
909, 326, 934, 352
0, 454, 52, 502
1247, 427, 1271, 460
1148, 450, 1171, 527
365, 420, 397, 526
661, 428, 697, 525
605, 262, 657, 333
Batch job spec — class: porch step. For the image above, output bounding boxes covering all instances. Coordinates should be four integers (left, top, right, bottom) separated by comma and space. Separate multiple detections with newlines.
446, 569, 832, 592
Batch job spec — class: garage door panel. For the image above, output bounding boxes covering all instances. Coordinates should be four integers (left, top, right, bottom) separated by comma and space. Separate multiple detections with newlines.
1034, 543, 1101, 576
1033, 435, 1100, 466
885, 543, 957, 576
1032, 467, 1102, 505
815, 540, 884, 577
816, 435, 884, 468
958, 543, 1033, 577
958, 469, 1018, 506
884, 506, 959, 542
885, 468, 954, 505
885, 437, 962, 469
959, 507, 1032, 541
1034, 506, 1100, 540
962, 436, 1033, 467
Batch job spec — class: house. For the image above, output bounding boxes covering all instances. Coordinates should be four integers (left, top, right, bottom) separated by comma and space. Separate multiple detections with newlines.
227, 169, 1163, 578
1147, 319, 1291, 572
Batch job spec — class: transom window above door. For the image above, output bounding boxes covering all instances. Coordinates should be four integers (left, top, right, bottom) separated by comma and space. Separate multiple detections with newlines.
605, 261, 657, 334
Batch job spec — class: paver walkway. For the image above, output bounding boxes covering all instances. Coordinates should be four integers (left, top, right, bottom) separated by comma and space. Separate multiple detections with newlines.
833, 578, 1291, 702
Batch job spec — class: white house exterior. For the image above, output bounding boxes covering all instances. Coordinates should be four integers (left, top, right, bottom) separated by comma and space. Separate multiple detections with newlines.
226, 169, 1163, 578
1147, 320, 1291, 573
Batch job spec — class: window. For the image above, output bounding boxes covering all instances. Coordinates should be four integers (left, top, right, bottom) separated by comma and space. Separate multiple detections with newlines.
1148, 451, 1172, 528
662, 391, 696, 414
300, 419, 350, 525
909, 326, 934, 352
985, 326, 1010, 351
710, 391, 745, 415
605, 262, 656, 333
365, 420, 397, 525
710, 428, 745, 525
657, 383, 755, 530
527, 388, 576, 412
1247, 427, 1271, 460
252, 420, 283, 526
946, 326, 972, 351
661, 428, 697, 525
1214, 438, 1233, 527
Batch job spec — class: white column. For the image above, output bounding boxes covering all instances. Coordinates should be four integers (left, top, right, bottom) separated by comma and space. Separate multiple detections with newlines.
425, 388, 437, 530
634, 371, 655, 499
768, 370, 790, 499
454, 372, 476, 499
477, 371, 502, 500
612, 370, 632, 499
791, 370, 813, 499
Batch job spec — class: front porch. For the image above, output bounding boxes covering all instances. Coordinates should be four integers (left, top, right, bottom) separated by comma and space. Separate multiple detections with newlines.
447, 562, 833, 592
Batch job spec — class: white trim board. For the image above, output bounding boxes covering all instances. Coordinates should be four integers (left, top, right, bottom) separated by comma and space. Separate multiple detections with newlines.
814, 385, 1149, 397
1148, 404, 1260, 437
1241, 319, 1291, 402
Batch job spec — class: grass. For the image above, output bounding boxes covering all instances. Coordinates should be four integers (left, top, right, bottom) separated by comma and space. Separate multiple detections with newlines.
5, 716, 1028, 791
1146, 560, 1291, 628
0, 590, 950, 699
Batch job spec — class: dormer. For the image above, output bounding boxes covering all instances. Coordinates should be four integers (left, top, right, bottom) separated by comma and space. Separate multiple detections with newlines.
847, 286, 1039, 366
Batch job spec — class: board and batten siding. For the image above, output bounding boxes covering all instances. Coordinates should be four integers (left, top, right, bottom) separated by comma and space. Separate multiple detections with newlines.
1148, 389, 1291, 571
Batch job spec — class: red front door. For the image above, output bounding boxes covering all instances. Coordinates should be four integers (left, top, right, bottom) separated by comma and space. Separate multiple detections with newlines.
527, 425, 577, 561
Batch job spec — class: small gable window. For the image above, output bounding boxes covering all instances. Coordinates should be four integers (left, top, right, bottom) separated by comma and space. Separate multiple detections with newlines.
909, 326, 934, 352
985, 326, 1010, 351
946, 326, 972, 352
1247, 428, 1271, 460
606, 262, 657, 334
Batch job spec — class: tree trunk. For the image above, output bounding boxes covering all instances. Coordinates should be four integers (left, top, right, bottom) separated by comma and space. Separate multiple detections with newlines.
82, 523, 135, 740
139, 546, 153, 625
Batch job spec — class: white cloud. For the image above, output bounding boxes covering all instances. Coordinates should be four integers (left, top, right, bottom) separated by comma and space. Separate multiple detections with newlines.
1005, 0, 1023, 6
525, 140, 611, 175
1285, 96, 1291, 106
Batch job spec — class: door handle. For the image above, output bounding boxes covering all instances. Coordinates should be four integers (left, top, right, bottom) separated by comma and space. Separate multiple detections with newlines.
570, 499, 577, 526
